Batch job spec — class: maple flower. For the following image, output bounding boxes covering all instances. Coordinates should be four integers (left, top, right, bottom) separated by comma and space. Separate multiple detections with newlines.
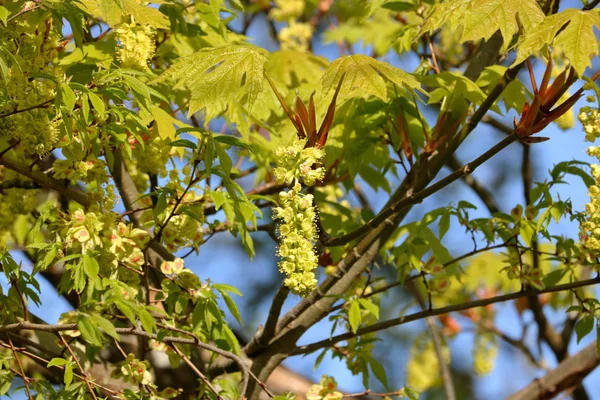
274, 183, 319, 296
115, 21, 156, 70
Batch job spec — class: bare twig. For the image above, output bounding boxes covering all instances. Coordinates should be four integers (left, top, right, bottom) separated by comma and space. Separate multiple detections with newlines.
171, 344, 225, 400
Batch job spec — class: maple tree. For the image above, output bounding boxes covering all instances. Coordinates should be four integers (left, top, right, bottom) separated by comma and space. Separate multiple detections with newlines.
0, 0, 600, 399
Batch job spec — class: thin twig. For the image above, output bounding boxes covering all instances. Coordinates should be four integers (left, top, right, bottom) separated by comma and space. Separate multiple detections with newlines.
171, 344, 224, 400
0, 98, 54, 119
7, 337, 32, 399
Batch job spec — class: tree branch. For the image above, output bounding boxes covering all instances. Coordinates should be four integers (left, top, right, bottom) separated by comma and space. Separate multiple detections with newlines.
506, 341, 599, 400
0, 156, 91, 207
292, 276, 600, 355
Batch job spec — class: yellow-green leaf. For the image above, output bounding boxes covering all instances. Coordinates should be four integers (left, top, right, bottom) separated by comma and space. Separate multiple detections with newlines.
514, 9, 600, 76
76, 0, 169, 29
266, 50, 329, 87
348, 300, 361, 333
420, 0, 544, 48
152, 45, 268, 120
321, 54, 421, 101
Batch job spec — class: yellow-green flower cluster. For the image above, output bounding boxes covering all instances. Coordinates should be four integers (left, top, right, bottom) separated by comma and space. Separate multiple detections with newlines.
279, 21, 314, 51
274, 183, 319, 296
65, 209, 104, 254
273, 140, 325, 186
306, 375, 343, 400
115, 21, 156, 70
107, 222, 150, 270
113, 354, 152, 386
273, 139, 325, 296
0, 17, 61, 154
473, 332, 497, 375
53, 159, 108, 183
270, 0, 305, 22
579, 107, 600, 142
580, 148, 600, 254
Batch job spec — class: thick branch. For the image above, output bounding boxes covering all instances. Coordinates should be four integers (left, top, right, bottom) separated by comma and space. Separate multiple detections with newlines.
506, 341, 600, 400
0, 156, 91, 207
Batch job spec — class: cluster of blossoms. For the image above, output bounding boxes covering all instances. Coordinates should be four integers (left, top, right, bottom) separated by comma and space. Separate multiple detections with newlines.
64, 209, 105, 254
62, 210, 152, 280
504, 262, 544, 290
114, 20, 156, 70
406, 333, 451, 392
273, 141, 325, 186
0, 16, 61, 154
160, 258, 185, 276
53, 159, 108, 183
0, 164, 38, 247
269, 0, 305, 22
274, 184, 319, 296
107, 222, 150, 270
472, 332, 498, 375
306, 375, 343, 400
580, 147, 600, 254
273, 140, 325, 296
579, 107, 600, 142
279, 22, 314, 51
113, 353, 152, 386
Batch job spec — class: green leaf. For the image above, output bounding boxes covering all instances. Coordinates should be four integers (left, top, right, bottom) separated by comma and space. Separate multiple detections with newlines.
519, 221, 535, 247
438, 212, 450, 239
214, 140, 232, 175
321, 54, 421, 102
152, 45, 268, 119
151, 105, 178, 140
221, 291, 243, 325
212, 283, 243, 296
47, 358, 68, 368
76, 0, 169, 28
59, 83, 77, 111
169, 139, 197, 150
213, 135, 251, 149
265, 50, 329, 87
0, 6, 9, 26
422, 72, 491, 115
91, 314, 120, 340
420, 0, 544, 48
576, 315, 594, 344
551, 161, 594, 188
514, 9, 600, 76
139, 308, 156, 335
64, 362, 73, 386
87, 91, 105, 116
115, 300, 136, 324
542, 268, 567, 287
358, 298, 380, 319
82, 255, 99, 278
348, 300, 362, 333
78, 317, 104, 347
367, 356, 389, 389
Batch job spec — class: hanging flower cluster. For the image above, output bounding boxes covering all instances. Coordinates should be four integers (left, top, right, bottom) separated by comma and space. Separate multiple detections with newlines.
580, 147, 600, 254
273, 141, 325, 186
115, 20, 156, 70
279, 21, 314, 51
273, 139, 324, 296
0, 16, 61, 154
579, 107, 600, 142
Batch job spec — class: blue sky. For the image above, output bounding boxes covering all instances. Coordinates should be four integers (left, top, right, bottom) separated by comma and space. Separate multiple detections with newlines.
6, 0, 600, 398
